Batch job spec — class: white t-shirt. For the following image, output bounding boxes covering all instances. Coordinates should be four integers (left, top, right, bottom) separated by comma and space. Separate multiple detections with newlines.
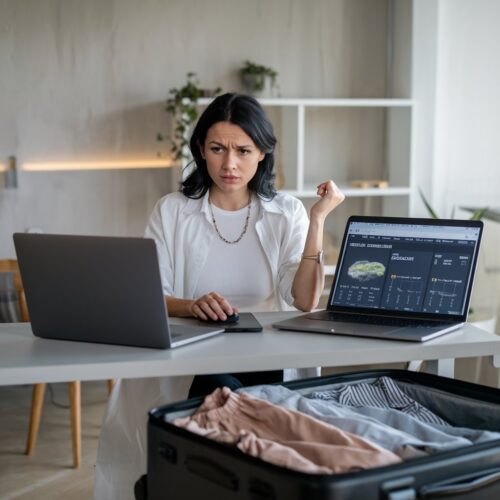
193, 199, 277, 311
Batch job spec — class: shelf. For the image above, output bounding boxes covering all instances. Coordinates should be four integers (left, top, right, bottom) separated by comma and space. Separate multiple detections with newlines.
196, 97, 414, 108
281, 186, 412, 198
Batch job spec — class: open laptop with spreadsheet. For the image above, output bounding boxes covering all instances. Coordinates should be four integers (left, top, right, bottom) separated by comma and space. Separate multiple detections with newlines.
273, 216, 483, 342
13, 233, 224, 349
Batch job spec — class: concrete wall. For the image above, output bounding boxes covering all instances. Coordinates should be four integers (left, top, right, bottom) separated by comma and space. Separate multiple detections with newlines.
0, 0, 388, 257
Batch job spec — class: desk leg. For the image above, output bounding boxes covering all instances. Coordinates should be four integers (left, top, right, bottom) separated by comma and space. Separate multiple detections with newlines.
426, 359, 455, 378
493, 355, 500, 368
69, 381, 81, 468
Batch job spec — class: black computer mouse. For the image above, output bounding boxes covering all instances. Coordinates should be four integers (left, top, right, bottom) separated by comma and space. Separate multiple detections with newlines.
203, 313, 240, 325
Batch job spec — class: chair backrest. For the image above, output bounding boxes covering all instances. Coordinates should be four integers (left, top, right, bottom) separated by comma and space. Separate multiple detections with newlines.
0, 259, 30, 322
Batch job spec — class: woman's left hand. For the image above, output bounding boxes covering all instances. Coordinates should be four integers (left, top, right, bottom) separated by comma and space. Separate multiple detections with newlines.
310, 180, 345, 221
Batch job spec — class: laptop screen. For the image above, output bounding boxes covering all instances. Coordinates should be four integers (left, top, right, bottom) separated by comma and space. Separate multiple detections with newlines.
329, 218, 483, 320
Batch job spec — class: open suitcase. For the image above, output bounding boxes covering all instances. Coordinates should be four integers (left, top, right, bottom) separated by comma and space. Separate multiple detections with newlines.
138, 369, 500, 499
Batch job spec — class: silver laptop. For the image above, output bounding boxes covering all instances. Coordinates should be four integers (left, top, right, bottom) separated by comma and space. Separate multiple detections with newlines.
13, 233, 224, 349
273, 216, 483, 342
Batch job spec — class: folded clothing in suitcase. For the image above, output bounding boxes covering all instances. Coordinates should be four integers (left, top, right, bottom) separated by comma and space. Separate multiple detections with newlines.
145, 370, 500, 499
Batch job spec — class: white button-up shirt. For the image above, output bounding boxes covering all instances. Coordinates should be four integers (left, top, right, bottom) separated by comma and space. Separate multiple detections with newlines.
145, 190, 310, 310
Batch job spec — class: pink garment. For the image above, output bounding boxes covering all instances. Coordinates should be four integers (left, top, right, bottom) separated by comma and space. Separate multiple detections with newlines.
174, 387, 401, 474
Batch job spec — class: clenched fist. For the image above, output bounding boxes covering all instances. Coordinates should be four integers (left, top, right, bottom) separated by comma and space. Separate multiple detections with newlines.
310, 180, 345, 221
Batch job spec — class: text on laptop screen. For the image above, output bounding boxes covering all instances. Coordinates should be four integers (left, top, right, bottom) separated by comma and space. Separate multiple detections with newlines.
330, 222, 481, 316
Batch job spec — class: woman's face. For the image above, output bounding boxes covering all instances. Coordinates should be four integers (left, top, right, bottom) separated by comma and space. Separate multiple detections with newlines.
200, 121, 265, 196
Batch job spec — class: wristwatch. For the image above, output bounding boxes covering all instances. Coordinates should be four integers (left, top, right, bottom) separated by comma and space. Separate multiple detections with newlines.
301, 250, 324, 264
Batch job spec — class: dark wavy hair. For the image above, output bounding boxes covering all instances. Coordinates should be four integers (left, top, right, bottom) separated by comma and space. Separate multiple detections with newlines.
181, 93, 277, 200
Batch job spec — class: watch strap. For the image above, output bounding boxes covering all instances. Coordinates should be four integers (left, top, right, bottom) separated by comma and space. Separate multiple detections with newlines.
301, 250, 324, 264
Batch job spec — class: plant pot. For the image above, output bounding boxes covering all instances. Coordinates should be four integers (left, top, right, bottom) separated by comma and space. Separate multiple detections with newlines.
241, 73, 275, 98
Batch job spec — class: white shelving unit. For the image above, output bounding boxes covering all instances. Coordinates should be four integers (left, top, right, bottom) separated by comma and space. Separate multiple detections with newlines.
197, 96, 415, 206
193, 96, 415, 276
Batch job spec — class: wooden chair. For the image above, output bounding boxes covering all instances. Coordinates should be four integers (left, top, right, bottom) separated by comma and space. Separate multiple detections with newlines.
0, 259, 116, 468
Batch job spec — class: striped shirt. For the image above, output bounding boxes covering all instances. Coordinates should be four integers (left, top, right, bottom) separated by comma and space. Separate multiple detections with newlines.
309, 377, 449, 427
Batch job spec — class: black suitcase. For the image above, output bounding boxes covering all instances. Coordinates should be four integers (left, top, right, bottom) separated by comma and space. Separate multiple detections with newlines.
142, 369, 500, 499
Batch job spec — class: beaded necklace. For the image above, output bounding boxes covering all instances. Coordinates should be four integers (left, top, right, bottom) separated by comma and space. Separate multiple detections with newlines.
209, 196, 252, 244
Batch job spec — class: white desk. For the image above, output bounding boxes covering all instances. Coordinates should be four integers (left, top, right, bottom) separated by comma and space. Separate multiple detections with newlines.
2, 311, 500, 386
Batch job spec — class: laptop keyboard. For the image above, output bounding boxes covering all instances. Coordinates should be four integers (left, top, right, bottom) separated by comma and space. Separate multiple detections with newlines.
306, 311, 452, 328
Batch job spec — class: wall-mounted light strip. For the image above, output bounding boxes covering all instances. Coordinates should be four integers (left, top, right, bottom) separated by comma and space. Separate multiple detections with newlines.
22, 159, 175, 171
0, 164, 6, 172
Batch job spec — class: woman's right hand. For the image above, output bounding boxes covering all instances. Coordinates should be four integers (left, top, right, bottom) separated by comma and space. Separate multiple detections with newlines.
190, 292, 237, 321
310, 180, 345, 221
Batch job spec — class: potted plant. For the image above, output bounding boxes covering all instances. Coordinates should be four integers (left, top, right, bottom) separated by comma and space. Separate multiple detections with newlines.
419, 188, 487, 220
158, 72, 221, 163
419, 188, 491, 317
240, 60, 279, 97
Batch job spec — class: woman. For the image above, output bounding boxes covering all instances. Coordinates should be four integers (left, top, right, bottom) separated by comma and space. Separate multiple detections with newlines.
95, 94, 345, 498
145, 92, 345, 396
